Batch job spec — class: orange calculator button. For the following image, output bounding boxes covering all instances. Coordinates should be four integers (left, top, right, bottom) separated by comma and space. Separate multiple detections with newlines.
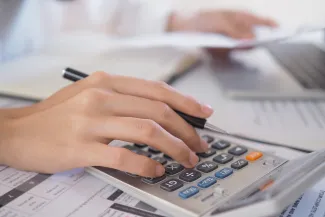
246, 152, 263, 161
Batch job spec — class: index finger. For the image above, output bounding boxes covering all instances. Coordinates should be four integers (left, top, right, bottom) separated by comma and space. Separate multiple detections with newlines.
86, 72, 214, 119
241, 12, 278, 27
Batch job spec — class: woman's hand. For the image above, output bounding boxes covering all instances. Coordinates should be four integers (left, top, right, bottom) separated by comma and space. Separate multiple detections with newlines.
169, 10, 277, 39
0, 72, 213, 177
168, 10, 278, 57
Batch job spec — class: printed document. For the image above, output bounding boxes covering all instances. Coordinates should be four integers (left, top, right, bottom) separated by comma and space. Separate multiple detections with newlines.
110, 26, 325, 49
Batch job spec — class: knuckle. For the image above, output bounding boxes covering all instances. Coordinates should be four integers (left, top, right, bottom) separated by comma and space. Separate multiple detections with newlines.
76, 88, 108, 112
172, 140, 190, 161
156, 102, 173, 122
112, 148, 130, 168
88, 71, 110, 86
135, 119, 160, 140
154, 81, 172, 96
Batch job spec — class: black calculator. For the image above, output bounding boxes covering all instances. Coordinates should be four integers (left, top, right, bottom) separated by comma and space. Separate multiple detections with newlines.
86, 130, 325, 217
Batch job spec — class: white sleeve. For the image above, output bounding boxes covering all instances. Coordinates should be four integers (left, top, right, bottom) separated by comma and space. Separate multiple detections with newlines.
85, 0, 173, 36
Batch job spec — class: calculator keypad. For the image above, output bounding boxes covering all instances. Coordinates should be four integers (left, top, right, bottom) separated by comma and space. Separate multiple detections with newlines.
105, 132, 285, 215
179, 170, 201, 182
161, 179, 184, 192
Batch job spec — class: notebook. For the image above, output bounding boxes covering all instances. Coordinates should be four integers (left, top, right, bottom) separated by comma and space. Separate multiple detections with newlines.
0, 47, 199, 99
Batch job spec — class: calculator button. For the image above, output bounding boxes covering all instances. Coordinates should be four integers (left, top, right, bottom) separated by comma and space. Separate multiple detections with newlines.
214, 187, 226, 196
179, 170, 201, 182
165, 163, 184, 175
197, 148, 216, 158
134, 143, 148, 148
228, 146, 248, 156
202, 135, 214, 143
123, 145, 138, 151
215, 168, 233, 179
126, 172, 139, 177
213, 153, 234, 164
148, 147, 161, 154
197, 177, 217, 188
160, 179, 184, 192
196, 161, 218, 173
179, 186, 200, 199
133, 149, 152, 158
231, 159, 248, 170
153, 157, 167, 165
163, 154, 173, 161
211, 141, 231, 150
142, 175, 166, 184
246, 152, 263, 161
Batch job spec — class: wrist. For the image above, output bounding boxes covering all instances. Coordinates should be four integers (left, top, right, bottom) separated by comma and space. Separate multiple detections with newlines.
0, 116, 14, 165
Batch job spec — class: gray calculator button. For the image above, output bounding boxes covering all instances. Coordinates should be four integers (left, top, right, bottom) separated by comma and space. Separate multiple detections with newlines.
123, 145, 151, 157
126, 172, 138, 177
202, 135, 214, 143
153, 157, 167, 165
179, 169, 201, 182
211, 141, 231, 150
160, 179, 183, 192
213, 153, 234, 164
134, 143, 148, 148
231, 159, 248, 170
196, 161, 218, 173
142, 175, 166, 184
197, 148, 216, 158
228, 146, 248, 156
165, 163, 184, 175
163, 154, 173, 161
148, 147, 161, 154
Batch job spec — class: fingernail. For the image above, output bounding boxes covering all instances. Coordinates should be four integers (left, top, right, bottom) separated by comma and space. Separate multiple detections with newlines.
200, 139, 209, 151
156, 165, 165, 176
189, 152, 199, 167
201, 104, 214, 115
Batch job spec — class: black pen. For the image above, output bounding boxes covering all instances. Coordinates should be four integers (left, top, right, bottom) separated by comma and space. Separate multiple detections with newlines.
62, 67, 228, 134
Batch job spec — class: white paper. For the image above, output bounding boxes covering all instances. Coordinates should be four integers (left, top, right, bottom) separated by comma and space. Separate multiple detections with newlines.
279, 176, 325, 217
213, 100, 325, 151
109, 26, 325, 49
